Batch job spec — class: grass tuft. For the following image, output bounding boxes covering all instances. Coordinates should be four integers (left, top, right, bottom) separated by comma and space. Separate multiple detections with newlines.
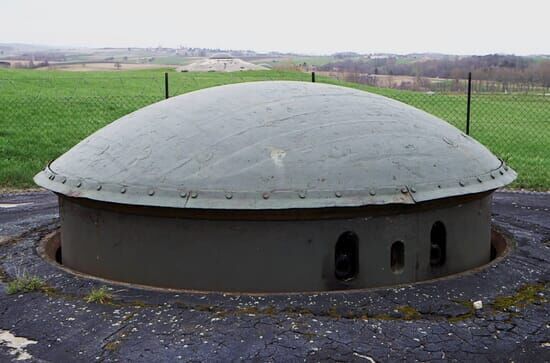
85, 286, 113, 304
6, 274, 45, 295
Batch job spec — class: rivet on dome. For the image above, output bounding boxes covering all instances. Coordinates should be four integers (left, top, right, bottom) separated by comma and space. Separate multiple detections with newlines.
190, 191, 198, 198
148, 189, 155, 196
225, 192, 233, 199
335, 191, 342, 198
96, 185, 102, 191
262, 192, 270, 199
120, 187, 127, 194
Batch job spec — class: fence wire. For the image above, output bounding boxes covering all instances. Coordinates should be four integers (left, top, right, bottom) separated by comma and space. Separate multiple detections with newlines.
0, 72, 548, 189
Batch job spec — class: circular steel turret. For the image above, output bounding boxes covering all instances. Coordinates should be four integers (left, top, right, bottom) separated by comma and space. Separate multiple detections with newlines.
35, 81, 516, 292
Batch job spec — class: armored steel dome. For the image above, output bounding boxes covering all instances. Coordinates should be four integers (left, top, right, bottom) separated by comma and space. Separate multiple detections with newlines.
35, 81, 516, 293
35, 81, 515, 209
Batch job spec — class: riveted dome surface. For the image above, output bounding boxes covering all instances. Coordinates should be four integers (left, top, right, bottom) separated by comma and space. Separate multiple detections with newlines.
34, 81, 516, 209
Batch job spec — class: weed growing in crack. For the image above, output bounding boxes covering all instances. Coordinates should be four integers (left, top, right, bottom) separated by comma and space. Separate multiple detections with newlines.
492, 283, 547, 311
5, 274, 45, 295
85, 286, 113, 304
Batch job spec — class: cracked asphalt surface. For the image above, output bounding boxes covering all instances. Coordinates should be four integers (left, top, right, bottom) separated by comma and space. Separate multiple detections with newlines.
0, 190, 548, 362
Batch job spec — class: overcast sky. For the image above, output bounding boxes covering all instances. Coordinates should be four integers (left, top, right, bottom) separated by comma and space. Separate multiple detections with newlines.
1, 0, 548, 55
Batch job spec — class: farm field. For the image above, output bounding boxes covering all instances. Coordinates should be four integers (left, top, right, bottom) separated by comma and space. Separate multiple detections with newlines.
36, 62, 176, 72
0, 68, 548, 190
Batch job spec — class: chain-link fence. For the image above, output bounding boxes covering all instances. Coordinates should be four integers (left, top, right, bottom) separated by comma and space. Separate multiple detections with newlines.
382, 91, 549, 190
0, 71, 548, 190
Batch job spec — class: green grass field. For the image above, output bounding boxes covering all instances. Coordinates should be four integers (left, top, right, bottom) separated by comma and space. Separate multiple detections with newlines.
0, 68, 548, 189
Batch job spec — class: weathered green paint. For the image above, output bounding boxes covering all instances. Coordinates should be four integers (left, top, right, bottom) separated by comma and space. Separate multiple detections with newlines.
35, 81, 515, 210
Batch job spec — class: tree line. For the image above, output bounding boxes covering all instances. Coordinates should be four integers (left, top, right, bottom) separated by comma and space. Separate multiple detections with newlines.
319, 54, 550, 92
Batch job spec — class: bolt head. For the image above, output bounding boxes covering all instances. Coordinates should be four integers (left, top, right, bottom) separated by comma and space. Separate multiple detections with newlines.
190, 191, 198, 198
76, 182, 82, 188
459, 181, 465, 187
225, 192, 233, 199
120, 187, 127, 194
262, 192, 270, 199
335, 191, 342, 198
369, 190, 376, 196
298, 192, 306, 199
180, 191, 187, 198
96, 185, 102, 191
148, 189, 155, 196
400, 187, 408, 194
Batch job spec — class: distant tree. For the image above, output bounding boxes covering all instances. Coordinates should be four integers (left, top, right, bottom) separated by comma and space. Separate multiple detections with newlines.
386, 74, 394, 88
538, 61, 550, 90
114, 62, 122, 70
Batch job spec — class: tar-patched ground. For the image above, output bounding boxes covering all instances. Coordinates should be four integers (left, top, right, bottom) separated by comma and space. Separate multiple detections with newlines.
0, 190, 548, 362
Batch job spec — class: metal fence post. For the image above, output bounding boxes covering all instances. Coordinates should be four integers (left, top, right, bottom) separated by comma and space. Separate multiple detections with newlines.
466, 72, 472, 135
165, 72, 169, 99
311, 71, 316, 83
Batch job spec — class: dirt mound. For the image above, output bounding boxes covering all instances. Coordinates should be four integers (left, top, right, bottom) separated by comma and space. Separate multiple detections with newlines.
177, 58, 267, 72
